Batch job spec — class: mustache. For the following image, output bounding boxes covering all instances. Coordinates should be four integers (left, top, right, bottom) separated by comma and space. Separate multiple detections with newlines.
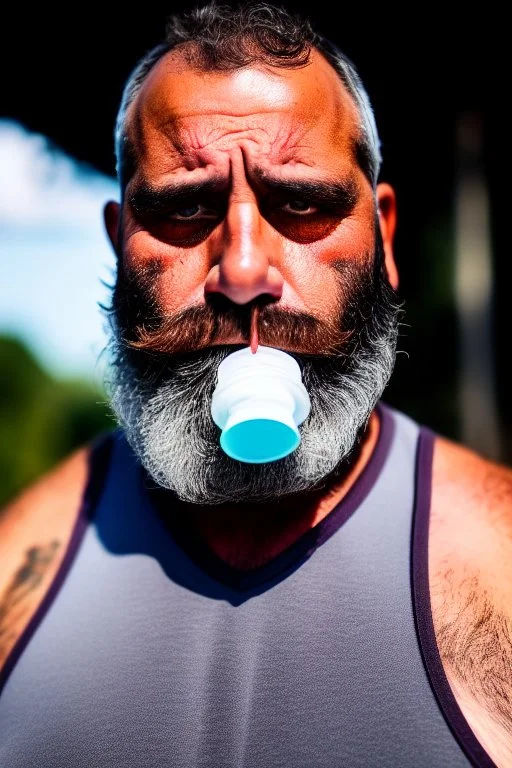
118, 295, 351, 357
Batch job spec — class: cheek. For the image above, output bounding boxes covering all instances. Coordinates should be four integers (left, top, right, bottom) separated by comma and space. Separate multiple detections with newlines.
123, 231, 210, 312
279, 220, 374, 320
315, 216, 375, 266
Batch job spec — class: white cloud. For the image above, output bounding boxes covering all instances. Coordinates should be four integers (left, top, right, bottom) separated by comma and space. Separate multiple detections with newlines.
0, 119, 118, 228
0, 119, 119, 382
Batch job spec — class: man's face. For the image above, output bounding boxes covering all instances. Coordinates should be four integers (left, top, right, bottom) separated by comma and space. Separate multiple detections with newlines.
105, 48, 400, 504
108, 48, 397, 342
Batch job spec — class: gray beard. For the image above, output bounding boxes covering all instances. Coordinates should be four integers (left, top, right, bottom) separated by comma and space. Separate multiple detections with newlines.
105, 260, 402, 505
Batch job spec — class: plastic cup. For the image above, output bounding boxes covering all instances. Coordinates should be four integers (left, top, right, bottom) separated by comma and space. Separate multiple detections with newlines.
210, 345, 311, 463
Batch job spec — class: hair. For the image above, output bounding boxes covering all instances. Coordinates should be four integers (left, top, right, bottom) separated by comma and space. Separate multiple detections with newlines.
113, 1, 382, 190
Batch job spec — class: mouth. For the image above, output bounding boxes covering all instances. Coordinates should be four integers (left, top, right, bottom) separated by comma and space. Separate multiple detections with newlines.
203, 341, 334, 372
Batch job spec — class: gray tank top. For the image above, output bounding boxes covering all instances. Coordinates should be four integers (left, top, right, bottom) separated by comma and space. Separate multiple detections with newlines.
0, 403, 496, 767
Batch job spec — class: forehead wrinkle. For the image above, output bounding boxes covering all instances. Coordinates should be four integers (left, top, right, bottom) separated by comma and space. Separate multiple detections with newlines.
175, 121, 274, 153
130, 58, 361, 180
149, 119, 301, 175
270, 124, 320, 165
165, 114, 333, 171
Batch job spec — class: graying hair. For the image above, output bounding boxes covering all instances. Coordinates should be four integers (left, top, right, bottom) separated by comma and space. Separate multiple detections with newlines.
113, 2, 382, 190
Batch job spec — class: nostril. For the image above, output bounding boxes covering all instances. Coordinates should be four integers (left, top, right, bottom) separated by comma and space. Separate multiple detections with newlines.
205, 293, 245, 313
205, 293, 278, 310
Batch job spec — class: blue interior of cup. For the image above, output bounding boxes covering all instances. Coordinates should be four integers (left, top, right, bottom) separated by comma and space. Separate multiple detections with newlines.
220, 419, 300, 463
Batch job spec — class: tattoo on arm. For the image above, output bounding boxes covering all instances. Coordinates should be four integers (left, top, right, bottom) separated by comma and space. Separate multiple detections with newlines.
0, 541, 61, 659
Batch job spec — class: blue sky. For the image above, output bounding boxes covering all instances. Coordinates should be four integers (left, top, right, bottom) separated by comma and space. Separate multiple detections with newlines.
0, 119, 119, 385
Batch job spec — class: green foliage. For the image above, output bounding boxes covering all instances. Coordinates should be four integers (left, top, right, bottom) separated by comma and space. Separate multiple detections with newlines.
0, 335, 115, 509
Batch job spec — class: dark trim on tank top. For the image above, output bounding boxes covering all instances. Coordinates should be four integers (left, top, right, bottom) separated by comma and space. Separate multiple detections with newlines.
0, 431, 115, 697
146, 401, 395, 592
411, 427, 497, 768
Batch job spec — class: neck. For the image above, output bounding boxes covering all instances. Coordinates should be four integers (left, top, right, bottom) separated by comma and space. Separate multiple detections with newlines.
149, 409, 381, 570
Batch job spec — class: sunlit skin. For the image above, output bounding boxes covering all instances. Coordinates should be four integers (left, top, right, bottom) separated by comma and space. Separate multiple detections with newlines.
104, 47, 398, 567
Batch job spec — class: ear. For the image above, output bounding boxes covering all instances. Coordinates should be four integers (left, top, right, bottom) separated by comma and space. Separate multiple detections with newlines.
103, 201, 121, 258
376, 182, 399, 290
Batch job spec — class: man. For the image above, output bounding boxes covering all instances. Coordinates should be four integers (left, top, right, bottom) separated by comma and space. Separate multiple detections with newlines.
0, 2, 510, 766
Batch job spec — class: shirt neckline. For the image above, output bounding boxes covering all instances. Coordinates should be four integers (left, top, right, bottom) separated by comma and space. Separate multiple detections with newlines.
144, 401, 396, 592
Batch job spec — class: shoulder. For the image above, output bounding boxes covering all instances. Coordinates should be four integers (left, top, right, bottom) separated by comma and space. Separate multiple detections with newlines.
429, 433, 512, 605
431, 434, 512, 552
0, 445, 93, 577
0, 435, 112, 672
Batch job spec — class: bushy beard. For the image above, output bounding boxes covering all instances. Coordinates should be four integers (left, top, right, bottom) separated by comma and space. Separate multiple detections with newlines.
105, 230, 403, 505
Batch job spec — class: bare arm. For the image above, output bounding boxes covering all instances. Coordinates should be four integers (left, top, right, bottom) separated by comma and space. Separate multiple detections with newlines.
0, 446, 92, 672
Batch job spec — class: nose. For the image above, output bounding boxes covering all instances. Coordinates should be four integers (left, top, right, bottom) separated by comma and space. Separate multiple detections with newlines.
204, 196, 284, 306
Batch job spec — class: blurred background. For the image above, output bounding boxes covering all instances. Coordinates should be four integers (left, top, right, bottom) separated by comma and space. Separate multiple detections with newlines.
1, 3, 510, 507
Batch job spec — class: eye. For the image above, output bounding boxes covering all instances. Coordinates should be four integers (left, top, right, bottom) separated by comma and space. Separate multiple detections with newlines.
281, 199, 318, 215
174, 204, 200, 218
172, 204, 215, 220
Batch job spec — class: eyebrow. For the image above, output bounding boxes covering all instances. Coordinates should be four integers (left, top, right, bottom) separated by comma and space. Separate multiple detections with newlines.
129, 173, 358, 213
129, 178, 227, 213
255, 172, 358, 207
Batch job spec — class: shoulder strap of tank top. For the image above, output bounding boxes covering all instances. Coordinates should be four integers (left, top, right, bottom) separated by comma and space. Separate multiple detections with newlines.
411, 426, 497, 768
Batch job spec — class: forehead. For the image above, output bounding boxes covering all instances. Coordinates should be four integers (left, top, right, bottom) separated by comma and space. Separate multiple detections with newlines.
126, 47, 362, 184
